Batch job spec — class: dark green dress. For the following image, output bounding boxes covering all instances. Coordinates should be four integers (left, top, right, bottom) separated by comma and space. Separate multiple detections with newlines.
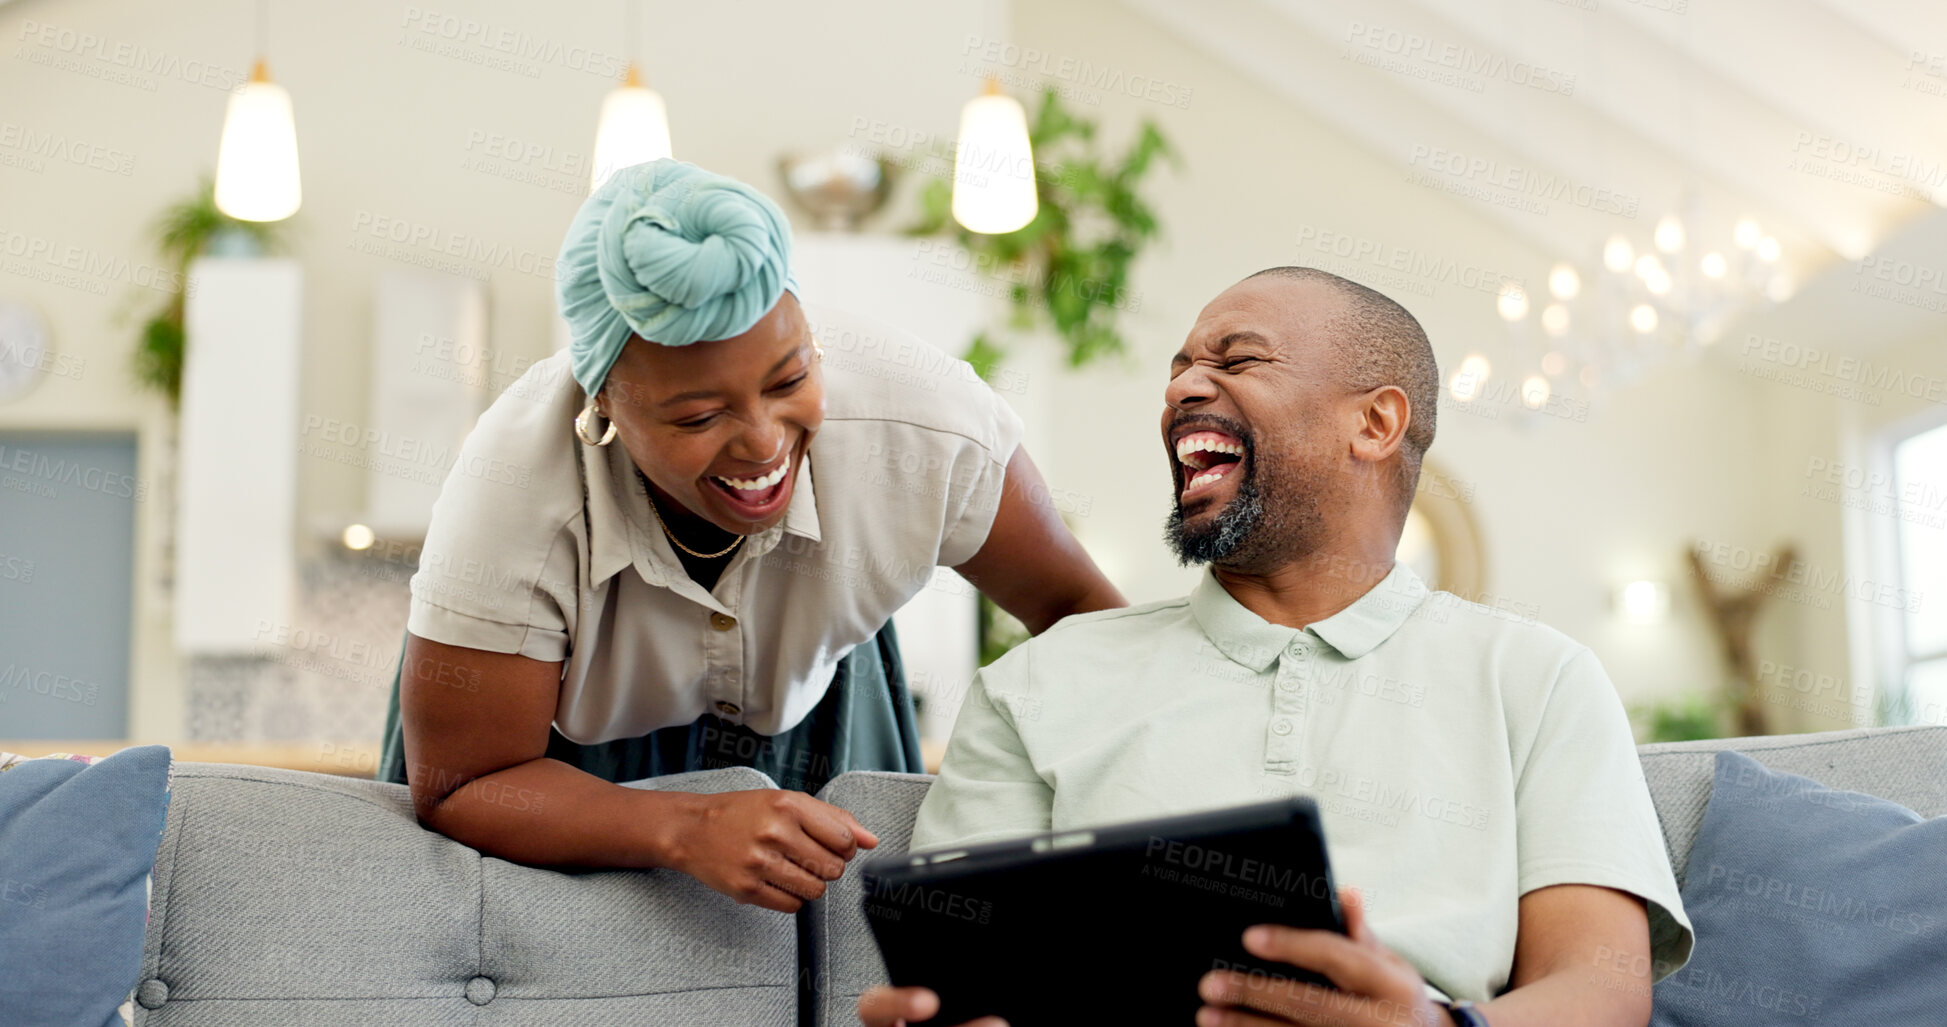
376, 619, 921, 793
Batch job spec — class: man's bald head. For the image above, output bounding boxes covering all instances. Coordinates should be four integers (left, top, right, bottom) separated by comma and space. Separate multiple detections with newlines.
1246, 266, 1438, 503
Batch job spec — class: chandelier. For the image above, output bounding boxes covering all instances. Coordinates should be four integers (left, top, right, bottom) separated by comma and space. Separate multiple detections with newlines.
1449, 211, 1791, 424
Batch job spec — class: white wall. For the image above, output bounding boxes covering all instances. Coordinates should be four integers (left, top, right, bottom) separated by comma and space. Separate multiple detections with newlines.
0, 0, 1003, 739
1002, 0, 1770, 709
6, 0, 1939, 741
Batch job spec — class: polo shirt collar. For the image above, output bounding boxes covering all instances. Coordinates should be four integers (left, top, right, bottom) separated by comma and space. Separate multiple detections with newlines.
1190, 560, 1429, 670
1307, 561, 1428, 659
1189, 569, 1300, 672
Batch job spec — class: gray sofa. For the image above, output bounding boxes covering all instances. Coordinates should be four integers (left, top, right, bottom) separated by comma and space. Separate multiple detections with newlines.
125, 725, 1947, 1025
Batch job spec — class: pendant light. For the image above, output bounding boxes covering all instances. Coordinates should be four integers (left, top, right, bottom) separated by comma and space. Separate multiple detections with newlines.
214, 0, 300, 222
951, 78, 1037, 235
590, 0, 672, 191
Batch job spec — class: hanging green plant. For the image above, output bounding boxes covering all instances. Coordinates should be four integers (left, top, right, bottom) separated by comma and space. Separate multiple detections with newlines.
908, 86, 1175, 375
132, 176, 289, 407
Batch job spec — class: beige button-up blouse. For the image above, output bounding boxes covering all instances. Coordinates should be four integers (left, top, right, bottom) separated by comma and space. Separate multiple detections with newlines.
406, 302, 1025, 742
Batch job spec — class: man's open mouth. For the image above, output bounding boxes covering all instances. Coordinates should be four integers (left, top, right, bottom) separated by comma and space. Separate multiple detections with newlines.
1174, 430, 1246, 497
704, 452, 793, 516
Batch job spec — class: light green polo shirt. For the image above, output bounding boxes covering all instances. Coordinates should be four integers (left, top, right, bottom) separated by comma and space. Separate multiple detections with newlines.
911, 562, 1693, 1003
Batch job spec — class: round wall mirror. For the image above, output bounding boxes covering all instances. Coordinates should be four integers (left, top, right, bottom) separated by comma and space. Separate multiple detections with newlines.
1395, 458, 1485, 597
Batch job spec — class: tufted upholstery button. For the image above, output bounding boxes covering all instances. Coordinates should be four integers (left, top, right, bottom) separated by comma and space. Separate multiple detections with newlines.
135, 978, 169, 1009
465, 976, 496, 1005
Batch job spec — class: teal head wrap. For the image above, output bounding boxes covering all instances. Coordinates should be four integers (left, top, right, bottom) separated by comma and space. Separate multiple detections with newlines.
555, 158, 798, 398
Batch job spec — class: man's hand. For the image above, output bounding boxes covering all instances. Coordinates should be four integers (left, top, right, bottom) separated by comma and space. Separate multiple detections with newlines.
667, 789, 878, 913
856, 985, 1007, 1027
1196, 888, 1450, 1027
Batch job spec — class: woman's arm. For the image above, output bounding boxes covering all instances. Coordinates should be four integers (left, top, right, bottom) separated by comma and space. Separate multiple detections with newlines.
400, 633, 880, 912
953, 446, 1128, 634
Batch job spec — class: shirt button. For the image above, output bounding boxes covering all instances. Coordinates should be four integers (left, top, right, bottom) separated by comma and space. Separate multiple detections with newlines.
715, 700, 742, 716
710, 612, 736, 631
1272, 719, 1293, 736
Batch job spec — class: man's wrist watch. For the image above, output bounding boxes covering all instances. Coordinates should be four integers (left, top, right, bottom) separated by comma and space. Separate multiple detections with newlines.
1440, 999, 1489, 1027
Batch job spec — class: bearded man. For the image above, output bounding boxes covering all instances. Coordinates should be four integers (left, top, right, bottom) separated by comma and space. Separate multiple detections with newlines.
859, 267, 1691, 1027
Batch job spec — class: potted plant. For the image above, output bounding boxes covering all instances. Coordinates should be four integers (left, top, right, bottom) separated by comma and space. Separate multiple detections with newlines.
908, 86, 1175, 378
131, 177, 289, 407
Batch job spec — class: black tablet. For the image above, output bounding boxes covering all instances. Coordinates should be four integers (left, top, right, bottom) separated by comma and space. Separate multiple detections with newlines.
860, 797, 1346, 1025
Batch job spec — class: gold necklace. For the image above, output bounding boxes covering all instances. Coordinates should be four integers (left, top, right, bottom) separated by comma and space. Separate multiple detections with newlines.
641, 471, 744, 559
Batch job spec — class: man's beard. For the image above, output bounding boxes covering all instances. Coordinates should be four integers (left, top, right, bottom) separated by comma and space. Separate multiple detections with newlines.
1164, 428, 1327, 570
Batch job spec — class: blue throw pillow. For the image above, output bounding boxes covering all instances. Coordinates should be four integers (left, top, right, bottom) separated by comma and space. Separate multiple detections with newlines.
1651, 749, 1946, 1025
0, 746, 172, 1027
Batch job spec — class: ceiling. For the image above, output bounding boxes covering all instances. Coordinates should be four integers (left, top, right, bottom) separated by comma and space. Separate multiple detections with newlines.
1122, 0, 1947, 329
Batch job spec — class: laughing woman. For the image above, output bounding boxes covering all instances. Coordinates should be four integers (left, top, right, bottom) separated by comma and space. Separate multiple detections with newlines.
375, 159, 1124, 911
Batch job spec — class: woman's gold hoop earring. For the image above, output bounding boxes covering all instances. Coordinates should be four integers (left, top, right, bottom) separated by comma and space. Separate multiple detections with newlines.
575, 398, 616, 446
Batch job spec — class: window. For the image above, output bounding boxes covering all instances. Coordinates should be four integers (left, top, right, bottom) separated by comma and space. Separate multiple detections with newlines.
1885, 420, 1947, 725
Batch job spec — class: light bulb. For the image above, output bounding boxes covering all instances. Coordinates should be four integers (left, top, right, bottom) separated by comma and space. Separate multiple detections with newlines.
214, 60, 302, 222
1548, 263, 1581, 300
1766, 275, 1795, 302
1633, 254, 1663, 280
1700, 252, 1726, 278
1654, 215, 1685, 253
591, 64, 673, 191
1497, 282, 1530, 321
1617, 581, 1670, 623
1630, 304, 1659, 333
1541, 350, 1567, 375
1521, 374, 1550, 409
1733, 218, 1761, 250
1603, 236, 1634, 273
1579, 365, 1600, 389
1451, 354, 1490, 402
1644, 268, 1671, 296
951, 81, 1038, 234
1541, 304, 1570, 338
341, 524, 376, 551
1757, 236, 1781, 263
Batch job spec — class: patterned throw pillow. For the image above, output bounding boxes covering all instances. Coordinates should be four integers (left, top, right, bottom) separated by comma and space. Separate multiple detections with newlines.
0, 749, 173, 1027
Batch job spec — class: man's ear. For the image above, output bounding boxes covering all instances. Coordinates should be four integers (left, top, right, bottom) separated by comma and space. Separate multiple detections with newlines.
1349, 384, 1410, 465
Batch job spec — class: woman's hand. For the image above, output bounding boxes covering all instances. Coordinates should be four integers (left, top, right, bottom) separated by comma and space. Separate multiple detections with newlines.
857, 985, 1007, 1027
666, 789, 880, 913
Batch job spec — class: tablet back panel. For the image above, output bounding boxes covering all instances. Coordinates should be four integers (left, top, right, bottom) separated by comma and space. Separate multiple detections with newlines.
860, 797, 1344, 1025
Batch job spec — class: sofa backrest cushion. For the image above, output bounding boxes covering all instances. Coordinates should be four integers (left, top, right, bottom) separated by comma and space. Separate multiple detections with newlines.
133, 763, 796, 1026
1636, 725, 1947, 885
804, 771, 936, 1027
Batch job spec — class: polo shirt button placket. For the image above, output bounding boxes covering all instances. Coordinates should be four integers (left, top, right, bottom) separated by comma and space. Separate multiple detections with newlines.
1266, 639, 1308, 768
1286, 640, 1312, 715
1286, 638, 1317, 763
